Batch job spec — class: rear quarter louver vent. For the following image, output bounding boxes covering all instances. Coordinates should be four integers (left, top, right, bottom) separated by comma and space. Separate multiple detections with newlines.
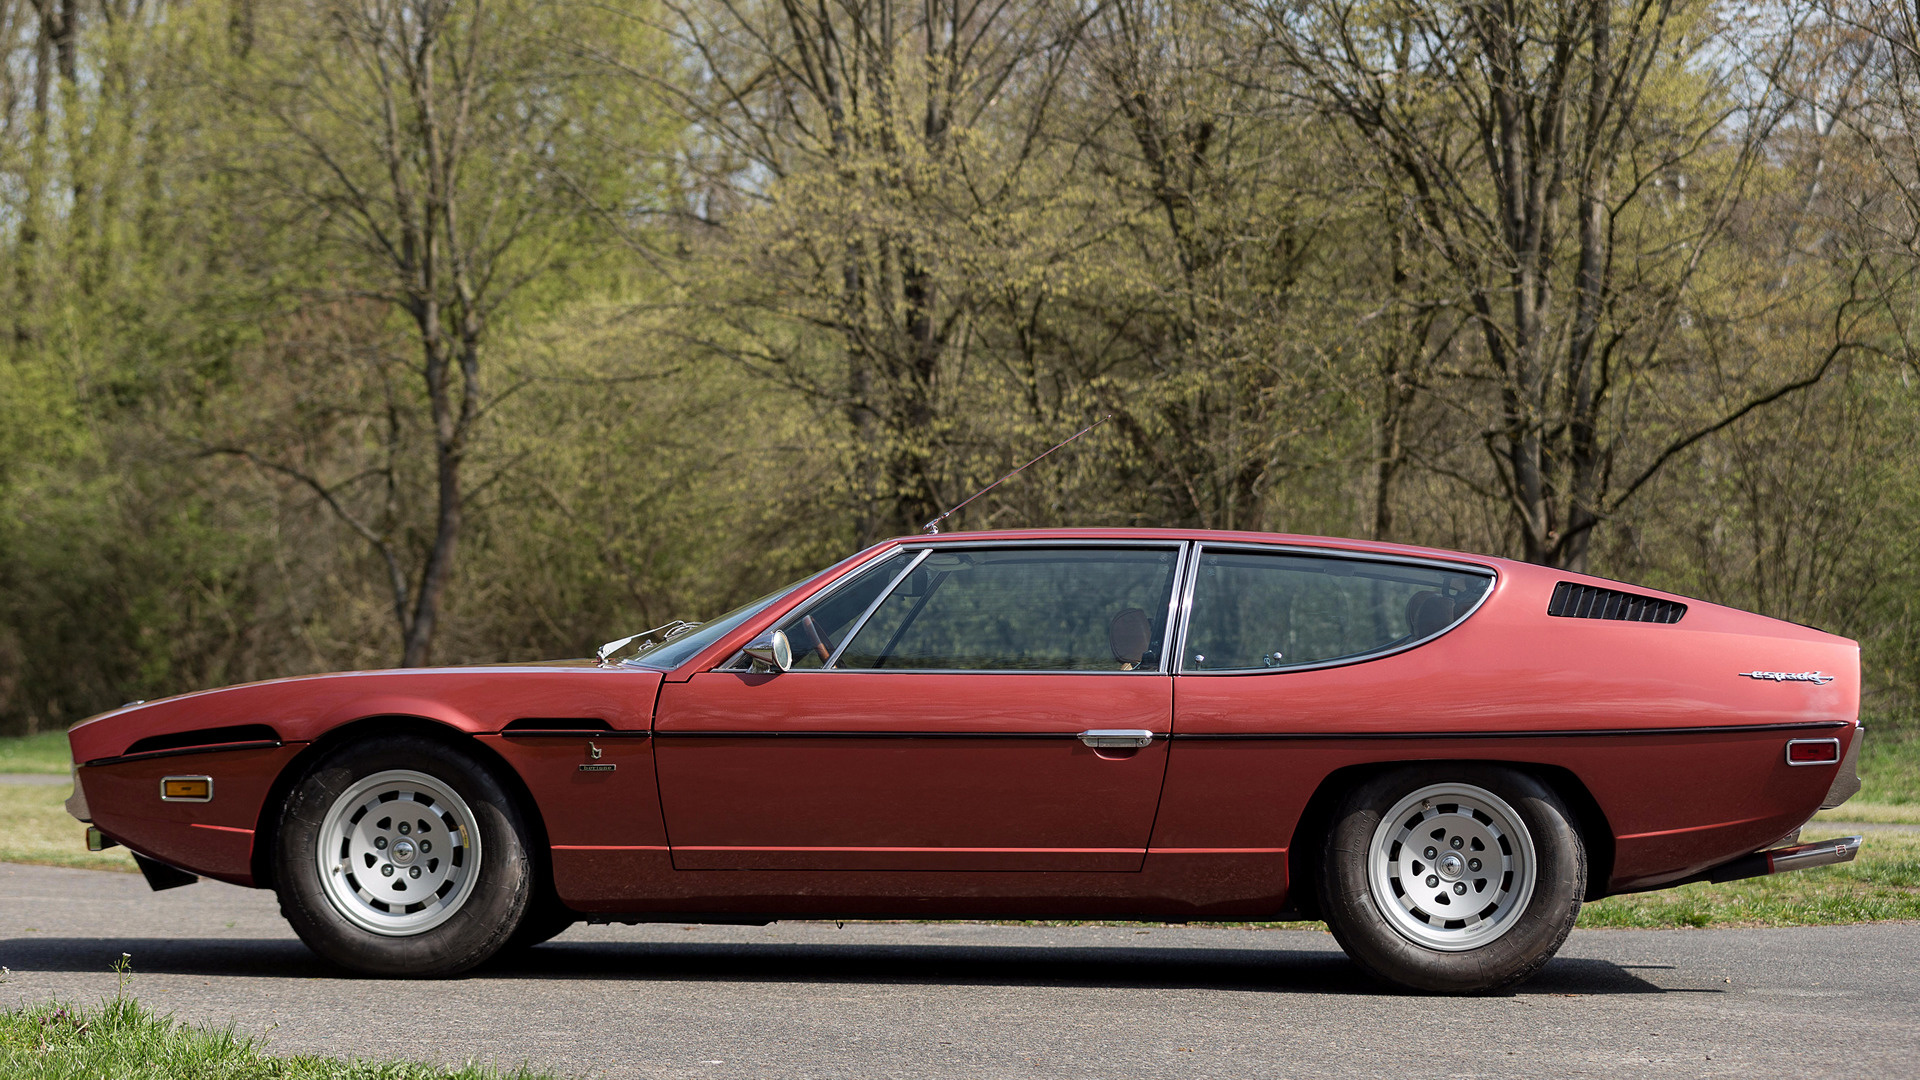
1547, 581, 1686, 623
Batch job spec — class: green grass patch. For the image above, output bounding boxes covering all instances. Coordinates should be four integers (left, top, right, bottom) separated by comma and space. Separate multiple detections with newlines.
0, 994, 561, 1079
0, 783, 135, 873
1815, 801, 1920, 825
0, 732, 71, 775
1578, 829, 1920, 929
1858, 724, 1920, 805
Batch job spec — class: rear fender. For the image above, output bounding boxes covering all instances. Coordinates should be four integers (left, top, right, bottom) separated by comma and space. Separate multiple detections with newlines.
1284, 759, 1615, 917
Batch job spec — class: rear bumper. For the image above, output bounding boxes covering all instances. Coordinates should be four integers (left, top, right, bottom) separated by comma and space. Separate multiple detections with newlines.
1821, 727, 1864, 809
1678, 834, 1862, 887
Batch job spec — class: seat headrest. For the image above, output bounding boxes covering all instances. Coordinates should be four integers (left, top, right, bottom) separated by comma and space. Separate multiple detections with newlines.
1110, 608, 1152, 665
1406, 591, 1457, 639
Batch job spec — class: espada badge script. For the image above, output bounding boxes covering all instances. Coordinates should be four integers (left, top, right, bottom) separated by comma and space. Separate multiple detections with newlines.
1738, 670, 1835, 685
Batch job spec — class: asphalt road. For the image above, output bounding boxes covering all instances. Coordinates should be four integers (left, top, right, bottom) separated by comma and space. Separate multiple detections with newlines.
1, 862, 1914, 1079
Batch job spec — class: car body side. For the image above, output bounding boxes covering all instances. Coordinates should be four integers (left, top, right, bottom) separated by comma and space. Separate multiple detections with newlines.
65, 528, 1861, 921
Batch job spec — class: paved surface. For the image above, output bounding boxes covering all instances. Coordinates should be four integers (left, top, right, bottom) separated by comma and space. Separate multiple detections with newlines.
0, 863, 1914, 1079
0, 773, 69, 786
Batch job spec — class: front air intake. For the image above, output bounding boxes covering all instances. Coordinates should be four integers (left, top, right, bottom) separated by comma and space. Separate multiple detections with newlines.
1547, 581, 1686, 623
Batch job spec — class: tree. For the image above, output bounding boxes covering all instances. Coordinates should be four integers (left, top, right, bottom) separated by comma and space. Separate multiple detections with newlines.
210, 0, 652, 665
1252, 0, 1860, 569
632, 0, 1105, 541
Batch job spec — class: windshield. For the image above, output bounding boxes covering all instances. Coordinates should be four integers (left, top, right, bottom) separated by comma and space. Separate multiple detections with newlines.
619, 575, 817, 671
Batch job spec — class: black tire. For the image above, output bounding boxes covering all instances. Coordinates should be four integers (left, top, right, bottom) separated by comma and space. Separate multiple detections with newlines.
499, 894, 575, 953
274, 735, 535, 977
1317, 764, 1586, 994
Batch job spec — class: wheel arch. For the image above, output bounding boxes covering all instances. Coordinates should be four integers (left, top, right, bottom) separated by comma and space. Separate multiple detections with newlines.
248, 715, 554, 893
1284, 758, 1616, 918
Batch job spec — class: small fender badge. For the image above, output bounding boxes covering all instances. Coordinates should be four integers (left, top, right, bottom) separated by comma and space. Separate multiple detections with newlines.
579, 763, 617, 773
1737, 670, 1835, 685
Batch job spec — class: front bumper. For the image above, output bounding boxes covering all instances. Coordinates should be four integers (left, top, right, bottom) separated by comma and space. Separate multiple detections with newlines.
65, 765, 91, 822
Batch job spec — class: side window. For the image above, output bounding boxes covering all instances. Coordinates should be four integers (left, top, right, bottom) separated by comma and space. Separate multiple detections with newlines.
836, 547, 1180, 671
1185, 551, 1491, 671
763, 551, 913, 670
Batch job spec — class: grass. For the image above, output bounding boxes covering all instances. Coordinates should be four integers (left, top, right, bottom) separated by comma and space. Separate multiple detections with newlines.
0, 979, 560, 1079
0, 783, 135, 873
0, 731, 70, 775
1815, 801, 1920, 825
1857, 722, 1920, 805
1577, 829, 1920, 929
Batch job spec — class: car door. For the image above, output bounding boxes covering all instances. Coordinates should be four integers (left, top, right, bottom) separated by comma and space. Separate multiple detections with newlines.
652, 543, 1184, 872
1152, 544, 1497, 857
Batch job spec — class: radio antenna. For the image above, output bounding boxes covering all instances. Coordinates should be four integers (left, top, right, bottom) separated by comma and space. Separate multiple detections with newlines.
921, 414, 1112, 535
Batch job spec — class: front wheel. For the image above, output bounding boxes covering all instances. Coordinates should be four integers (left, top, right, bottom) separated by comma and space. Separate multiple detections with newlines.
1318, 765, 1586, 994
274, 736, 535, 977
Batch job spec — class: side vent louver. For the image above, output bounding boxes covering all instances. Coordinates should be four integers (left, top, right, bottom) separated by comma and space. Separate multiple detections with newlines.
1548, 581, 1686, 624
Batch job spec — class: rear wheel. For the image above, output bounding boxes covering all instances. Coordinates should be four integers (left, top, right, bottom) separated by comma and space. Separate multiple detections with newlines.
498, 894, 575, 953
274, 736, 534, 977
1318, 765, 1585, 994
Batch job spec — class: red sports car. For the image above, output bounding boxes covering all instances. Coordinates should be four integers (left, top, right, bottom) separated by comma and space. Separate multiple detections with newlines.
64, 529, 1864, 992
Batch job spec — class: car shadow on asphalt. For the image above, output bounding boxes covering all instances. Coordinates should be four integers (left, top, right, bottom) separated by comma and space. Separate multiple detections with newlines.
1, 937, 1680, 996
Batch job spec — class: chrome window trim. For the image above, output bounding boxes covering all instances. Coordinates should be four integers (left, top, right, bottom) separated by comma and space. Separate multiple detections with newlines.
1175, 542, 1499, 676
898, 538, 1191, 551
822, 541, 1189, 675
822, 549, 932, 669
1169, 540, 1201, 676
713, 548, 923, 673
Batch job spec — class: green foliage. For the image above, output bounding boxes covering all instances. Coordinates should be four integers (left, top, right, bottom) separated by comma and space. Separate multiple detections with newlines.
0, 0, 1917, 730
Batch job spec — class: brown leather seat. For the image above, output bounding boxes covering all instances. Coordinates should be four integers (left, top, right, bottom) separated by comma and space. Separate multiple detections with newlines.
1110, 608, 1152, 669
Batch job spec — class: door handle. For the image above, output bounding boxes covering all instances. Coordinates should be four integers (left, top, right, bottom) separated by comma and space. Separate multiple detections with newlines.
1079, 729, 1155, 749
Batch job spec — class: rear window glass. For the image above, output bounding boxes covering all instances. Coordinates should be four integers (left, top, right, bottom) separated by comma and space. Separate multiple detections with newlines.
1185, 550, 1490, 671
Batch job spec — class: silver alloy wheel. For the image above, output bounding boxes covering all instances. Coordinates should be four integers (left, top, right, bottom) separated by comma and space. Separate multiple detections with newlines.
1366, 782, 1537, 952
315, 769, 481, 937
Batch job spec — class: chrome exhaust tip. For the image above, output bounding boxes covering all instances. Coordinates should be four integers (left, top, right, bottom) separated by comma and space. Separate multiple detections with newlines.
1766, 834, 1861, 873
1681, 834, 1863, 887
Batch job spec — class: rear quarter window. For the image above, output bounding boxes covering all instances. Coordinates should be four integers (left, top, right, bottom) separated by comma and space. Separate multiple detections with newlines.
1185, 550, 1491, 672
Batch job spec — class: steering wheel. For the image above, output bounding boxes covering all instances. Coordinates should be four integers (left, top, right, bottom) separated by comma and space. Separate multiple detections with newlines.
796, 615, 834, 663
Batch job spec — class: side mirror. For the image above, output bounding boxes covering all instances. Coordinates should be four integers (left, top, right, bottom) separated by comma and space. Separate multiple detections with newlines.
742, 629, 792, 673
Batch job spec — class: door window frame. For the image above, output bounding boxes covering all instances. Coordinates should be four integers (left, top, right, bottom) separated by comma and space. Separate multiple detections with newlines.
816, 539, 1192, 676
1170, 542, 1499, 676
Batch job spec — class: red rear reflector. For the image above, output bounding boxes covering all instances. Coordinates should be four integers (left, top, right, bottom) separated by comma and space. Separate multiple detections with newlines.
1785, 739, 1840, 766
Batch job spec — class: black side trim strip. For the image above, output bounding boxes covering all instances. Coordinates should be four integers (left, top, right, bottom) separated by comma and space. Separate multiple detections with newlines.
642, 721, 1846, 742
84, 739, 287, 768
494, 730, 651, 739
1174, 721, 1848, 741
653, 730, 1098, 740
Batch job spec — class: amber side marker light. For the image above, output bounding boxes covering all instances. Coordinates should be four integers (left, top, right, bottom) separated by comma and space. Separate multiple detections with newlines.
1785, 738, 1841, 766
160, 776, 213, 802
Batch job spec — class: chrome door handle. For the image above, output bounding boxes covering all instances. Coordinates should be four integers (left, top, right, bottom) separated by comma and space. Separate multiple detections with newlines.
1079, 729, 1155, 748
